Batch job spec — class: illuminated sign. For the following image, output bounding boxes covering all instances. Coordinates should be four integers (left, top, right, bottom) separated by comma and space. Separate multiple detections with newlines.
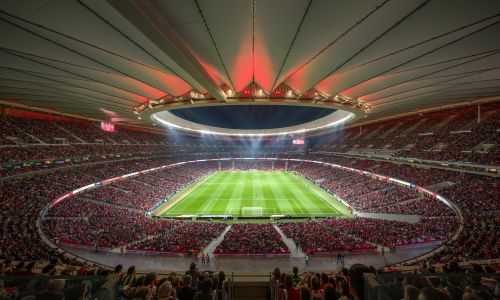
293, 139, 305, 145
100, 122, 115, 132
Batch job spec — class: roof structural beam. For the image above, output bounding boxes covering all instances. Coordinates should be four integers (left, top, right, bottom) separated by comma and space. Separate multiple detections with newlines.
102, 0, 226, 101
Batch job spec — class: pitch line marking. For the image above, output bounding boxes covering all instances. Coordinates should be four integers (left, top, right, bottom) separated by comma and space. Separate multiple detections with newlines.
293, 173, 342, 214
278, 172, 306, 215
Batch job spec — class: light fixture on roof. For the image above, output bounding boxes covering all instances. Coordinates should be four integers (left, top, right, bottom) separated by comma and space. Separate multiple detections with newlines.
151, 109, 355, 137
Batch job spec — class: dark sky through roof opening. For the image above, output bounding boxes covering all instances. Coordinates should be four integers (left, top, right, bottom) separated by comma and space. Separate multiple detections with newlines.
169, 105, 336, 130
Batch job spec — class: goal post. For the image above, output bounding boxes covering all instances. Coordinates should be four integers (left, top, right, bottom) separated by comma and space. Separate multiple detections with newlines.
241, 206, 264, 217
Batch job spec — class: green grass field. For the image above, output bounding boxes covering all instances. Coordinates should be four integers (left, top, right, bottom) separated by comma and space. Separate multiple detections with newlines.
154, 171, 352, 218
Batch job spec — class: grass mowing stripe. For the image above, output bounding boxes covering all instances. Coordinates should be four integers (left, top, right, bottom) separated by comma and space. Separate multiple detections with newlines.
275, 172, 314, 214
283, 172, 331, 214
264, 172, 287, 214
228, 172, 244, 215
160, 171, 352, 218
200, 172, 235, 215
156, 172, 217, 216
271, 172, 302, 215
216, 172, 239, 214
264, 172, 288, 215
184, 172, 222, 213
291, 172, 350, 216
241, 172, 254, 215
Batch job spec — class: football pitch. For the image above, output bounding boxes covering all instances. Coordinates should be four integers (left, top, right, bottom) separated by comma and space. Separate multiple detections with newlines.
154, 171, 352, 218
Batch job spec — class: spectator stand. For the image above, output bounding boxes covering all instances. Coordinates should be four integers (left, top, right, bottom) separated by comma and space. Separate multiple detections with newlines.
30, 157, 464, 270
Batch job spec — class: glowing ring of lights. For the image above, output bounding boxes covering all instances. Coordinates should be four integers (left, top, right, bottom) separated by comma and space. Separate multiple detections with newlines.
145, 103, 359, 136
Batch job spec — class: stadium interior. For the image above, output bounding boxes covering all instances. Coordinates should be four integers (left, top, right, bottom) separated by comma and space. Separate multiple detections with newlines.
0, 1, 499, 300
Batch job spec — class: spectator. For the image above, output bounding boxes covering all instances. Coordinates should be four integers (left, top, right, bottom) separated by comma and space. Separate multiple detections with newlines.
310, 275, 324, 300
193, 278, 213, 300
186, 263, 201, 289
178, 275, 197, 300
157, 281, 175, 300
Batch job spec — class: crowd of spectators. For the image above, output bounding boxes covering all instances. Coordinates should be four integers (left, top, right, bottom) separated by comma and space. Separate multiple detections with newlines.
366, 197, 455, 216
0, 143, 168, 164
278, 219, 377, 253
312, 165, 435, 213
215, 224, 289, 255
278, 217, 457, 252
0, 114, 168, 146
42, 202, 162, 248
128, 222, 227, 254
313, 103, 499, 165
78, 162, 218, 210
0, 169, 94, 262
2, 153, 490, 262
0, 139, 497, 275
269, 263, 500, 300
116, 264, 231, 300
267, 263, 500, 300
1, 259, 498, 300
231, 160, 274, 170
347, 217, 457, 248
0, 261, 232, 300
0, 157, 199, 261
270, 265, 371, 300
440, 175, 499, 213
421, 212, 499, 265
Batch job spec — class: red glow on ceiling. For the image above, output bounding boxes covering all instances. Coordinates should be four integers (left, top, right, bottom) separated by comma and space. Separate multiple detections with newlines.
253, 31, 274, 92
96, 71, 164, 101
344, 73, 400, 102
200, 60, 226, 87
126, 63, 192, 97
284, 61, 317, 95
232, 29, 253, 91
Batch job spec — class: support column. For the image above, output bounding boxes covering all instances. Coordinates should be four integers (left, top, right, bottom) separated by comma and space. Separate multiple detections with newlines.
232, 161, 235, 170
285, 161, 288, 171
218, 161, 221, 171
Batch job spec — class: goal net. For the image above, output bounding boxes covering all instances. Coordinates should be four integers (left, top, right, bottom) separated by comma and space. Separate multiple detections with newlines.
241, 206, 264, 217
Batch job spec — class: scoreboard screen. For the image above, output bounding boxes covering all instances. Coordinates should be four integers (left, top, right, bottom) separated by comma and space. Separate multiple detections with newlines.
100, 122, 115, 132
292, 139, 305, 145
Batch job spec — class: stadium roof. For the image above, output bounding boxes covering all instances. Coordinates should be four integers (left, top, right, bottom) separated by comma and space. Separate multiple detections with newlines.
0, 0, 500, 132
